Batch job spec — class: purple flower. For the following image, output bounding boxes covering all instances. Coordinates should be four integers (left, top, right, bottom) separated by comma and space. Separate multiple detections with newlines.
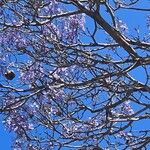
122, 101, 134, 115
4, 112, 34, 133
60, 14, 85, 43
20, 62, 44, 83
12, 139, 22, 150
147, 16, 150, 29
116, 18, 128, 33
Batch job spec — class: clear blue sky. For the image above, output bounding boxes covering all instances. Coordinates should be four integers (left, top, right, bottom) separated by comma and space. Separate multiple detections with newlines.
0, 117, 14, 149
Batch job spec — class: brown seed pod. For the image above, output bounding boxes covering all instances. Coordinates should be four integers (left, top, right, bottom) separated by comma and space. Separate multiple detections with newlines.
5, 70, 15, 80
0, 2, 4, 7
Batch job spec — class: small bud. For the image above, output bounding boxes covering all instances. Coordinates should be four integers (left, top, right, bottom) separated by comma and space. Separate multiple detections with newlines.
5, 70, 15, 80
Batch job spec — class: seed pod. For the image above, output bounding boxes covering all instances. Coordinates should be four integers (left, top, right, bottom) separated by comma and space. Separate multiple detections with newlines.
5, 70, 15, 80
0, 2, 4, 7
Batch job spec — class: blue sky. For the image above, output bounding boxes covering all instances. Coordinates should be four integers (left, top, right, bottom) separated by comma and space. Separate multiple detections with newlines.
0, 1, 150, 149
0, 117, 14, 149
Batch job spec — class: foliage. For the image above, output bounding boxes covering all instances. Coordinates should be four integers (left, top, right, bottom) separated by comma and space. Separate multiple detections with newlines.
0, 0, 150, 149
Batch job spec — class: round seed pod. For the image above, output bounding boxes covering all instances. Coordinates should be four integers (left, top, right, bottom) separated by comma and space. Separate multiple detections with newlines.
5, 70, 15, 80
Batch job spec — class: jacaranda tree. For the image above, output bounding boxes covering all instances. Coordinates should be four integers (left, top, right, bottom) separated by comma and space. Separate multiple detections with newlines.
0, 0, 150, 149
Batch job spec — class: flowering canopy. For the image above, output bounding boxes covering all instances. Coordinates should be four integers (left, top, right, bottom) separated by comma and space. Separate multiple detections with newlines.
0, 0, 150, 150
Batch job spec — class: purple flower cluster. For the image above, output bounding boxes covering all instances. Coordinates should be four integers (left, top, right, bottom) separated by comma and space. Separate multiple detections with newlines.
121, 101, 134, 116
0, 55, 7, 75
61, 14, 85, 43
0, 29, 26, 50
116, 18, 128, 33
147, 15, 150, 29
4, 112, 34, 134
20, 62, 44, 84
